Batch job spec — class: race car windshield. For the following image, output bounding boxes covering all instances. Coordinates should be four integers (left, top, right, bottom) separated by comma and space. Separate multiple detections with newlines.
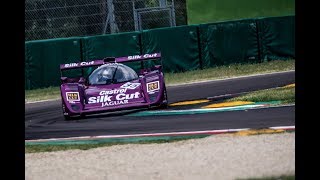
88, 63, 138, 85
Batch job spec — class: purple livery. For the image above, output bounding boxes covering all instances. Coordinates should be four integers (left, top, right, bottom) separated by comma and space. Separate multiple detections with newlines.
59, 53, 168, 120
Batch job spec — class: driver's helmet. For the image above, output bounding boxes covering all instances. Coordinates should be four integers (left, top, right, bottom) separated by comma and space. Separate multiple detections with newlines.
100, 69, 113, 81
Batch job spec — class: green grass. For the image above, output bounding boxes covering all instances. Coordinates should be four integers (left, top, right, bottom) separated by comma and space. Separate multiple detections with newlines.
166, 60, 294, 85
25, 86, 61, 102
237, 174, 295, 180
25, 135, 208, 153
227, 85, 295, 104
187, 0, 295, 24
25, 60, 294, 102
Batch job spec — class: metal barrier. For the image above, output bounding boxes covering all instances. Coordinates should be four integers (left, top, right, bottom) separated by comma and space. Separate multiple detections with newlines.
25, 0, 187, 41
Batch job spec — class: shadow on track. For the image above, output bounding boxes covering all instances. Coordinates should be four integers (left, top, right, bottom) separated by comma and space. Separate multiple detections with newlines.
68, 106, 171, 121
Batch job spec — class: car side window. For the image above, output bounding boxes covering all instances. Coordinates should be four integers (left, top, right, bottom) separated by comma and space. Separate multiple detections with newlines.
88, 65, 116, 85
114, 65, 138, 83
88, 64, 138, 85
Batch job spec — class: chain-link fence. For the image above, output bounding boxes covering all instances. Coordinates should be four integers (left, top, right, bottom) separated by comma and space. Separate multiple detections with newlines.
25, 0, 187, 41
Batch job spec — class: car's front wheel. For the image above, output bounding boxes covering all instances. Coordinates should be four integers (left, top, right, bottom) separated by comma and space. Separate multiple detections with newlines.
62, 103, 73, 121
64, 115, 72, 121
158, 87, 168, 109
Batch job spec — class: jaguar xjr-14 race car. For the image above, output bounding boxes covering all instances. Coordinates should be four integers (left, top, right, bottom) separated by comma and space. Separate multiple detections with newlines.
59, 53, 168, 120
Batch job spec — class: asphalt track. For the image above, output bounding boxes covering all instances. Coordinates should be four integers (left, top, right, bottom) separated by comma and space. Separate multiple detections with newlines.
25, 71, 295, 140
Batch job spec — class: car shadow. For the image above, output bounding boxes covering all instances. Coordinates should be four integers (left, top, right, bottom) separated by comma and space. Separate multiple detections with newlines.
67, 108, 154, 121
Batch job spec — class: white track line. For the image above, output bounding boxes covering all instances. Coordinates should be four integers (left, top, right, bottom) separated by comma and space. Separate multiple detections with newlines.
25, 126, 295, 143
270, 126, 295, 130
26, 98, 60, 104
167, 70, 295, 87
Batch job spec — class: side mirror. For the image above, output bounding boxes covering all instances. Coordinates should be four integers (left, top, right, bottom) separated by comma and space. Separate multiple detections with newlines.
78, 77, 85, 84
153, 65, 162, 70
61, 77, 68, 83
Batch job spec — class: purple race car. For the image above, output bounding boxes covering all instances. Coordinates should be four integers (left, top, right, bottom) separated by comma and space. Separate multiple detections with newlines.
59, 53, 168, 120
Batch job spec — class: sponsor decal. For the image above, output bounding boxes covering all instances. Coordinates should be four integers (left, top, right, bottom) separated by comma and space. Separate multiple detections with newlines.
64, 61, 94, 68
120, 82, 141, 89
66, 92, 80, 102
128, 53, 158, 60
99, 89, 127, 95
147, 81, 160, 93
88, 88, 141, 107
128, 55, 142, 60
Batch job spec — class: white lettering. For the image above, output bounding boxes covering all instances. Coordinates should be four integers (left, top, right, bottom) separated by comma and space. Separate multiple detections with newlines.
96, 96, 101, 103
99, 89, 127, 95
128, 54, 158, 60
143, 53, 157, 58
88, 92, 140, 105
116, 92, 140, 101
101, 100, 129, 107
64, 63, 79, 68
88, 95, 112, 104
103, 95, 112, 102
88, 97, 96, 103
128, 55, 142, 60
116, 94, 126, 100
134, 92, 140, 98
80, 61, 94, 66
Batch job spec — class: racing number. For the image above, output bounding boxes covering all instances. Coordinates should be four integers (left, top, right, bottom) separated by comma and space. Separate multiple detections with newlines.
147, 81, 159, 92
66, 92, 80, 101
148, 83, 158, 90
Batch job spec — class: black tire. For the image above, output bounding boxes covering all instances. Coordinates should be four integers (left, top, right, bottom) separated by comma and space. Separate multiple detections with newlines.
62, 103, 75, 121
64, 114, 85, 121
158, 103, 168, 109
64, 115, 73, 121
163, 86, 168, 102
80, 114, 86, 119
158, 87, 168, 109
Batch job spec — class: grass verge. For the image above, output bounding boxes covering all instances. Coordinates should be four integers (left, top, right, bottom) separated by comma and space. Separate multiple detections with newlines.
227, 84, 295, 104
25, 60, 295, 102
25, 135, 209, 153
187, 0, 295, 24
25, 86, 61, 102
165, 60, 294, 85
25, 130, 294, 153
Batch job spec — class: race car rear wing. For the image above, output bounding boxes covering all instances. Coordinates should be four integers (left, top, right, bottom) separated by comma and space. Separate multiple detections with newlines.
60, 53, 162, 71
116, 52, 161, 63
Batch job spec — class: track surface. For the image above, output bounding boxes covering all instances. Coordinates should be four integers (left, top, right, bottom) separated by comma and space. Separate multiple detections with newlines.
25, 71, 295, 140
